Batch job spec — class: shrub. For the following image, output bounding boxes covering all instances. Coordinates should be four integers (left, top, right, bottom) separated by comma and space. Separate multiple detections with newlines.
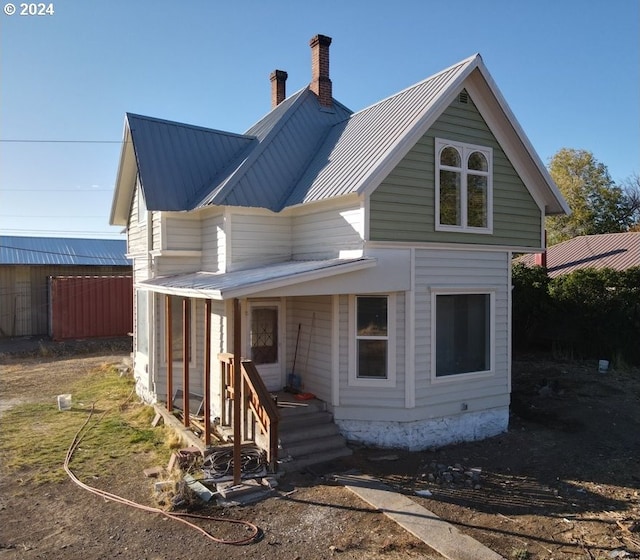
512, 265, 640, 365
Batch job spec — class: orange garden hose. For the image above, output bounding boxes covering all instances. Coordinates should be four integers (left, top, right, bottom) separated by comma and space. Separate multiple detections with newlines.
64, 404, 261, 546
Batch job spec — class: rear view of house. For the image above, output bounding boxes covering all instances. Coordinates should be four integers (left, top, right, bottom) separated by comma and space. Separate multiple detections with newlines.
110, 35, 568, 455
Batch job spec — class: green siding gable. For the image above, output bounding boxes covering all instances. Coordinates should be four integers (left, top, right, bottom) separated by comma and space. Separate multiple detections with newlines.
369, 94, 542, 248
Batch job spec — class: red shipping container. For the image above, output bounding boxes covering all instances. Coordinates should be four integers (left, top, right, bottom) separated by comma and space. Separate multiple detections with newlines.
49, 276, 133, 340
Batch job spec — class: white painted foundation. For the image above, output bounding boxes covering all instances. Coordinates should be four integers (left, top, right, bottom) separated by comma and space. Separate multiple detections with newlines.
336, 407, 509, 451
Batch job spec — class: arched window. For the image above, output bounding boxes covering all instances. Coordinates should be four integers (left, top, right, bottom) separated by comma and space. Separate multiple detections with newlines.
435, 139, 493, 232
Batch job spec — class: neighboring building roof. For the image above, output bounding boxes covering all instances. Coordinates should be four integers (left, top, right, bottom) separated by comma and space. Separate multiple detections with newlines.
0, 236, 130, 266
110, 49, 568, 225
517, 233, 640, 277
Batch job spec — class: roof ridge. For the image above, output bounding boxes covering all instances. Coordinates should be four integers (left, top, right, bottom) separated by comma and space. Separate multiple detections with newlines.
203, 89, 318, 207
126, 113, 254, 141
347, 54, 480, 118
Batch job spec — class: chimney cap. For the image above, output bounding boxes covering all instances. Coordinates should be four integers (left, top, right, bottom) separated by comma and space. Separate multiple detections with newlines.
270, 69, 288, 81
310, 34, 332, 47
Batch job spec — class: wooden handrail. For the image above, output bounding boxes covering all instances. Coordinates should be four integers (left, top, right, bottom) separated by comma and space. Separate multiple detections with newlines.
218, 353, 279, 471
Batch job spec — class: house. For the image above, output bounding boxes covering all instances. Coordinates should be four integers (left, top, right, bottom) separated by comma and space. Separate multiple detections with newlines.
0, 235, 131, 338
109, 35, 568, 454
516, 232, 640, 278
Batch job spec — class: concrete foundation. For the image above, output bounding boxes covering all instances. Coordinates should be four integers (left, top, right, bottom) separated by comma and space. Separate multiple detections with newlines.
336, 407, 509, 451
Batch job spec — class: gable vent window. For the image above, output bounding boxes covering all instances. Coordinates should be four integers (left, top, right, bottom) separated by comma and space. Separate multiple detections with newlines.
435, 138, 493, 234
458, 91, 469, 104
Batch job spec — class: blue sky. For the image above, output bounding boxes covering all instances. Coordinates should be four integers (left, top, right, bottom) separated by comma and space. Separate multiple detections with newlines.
1, 0, 638, 239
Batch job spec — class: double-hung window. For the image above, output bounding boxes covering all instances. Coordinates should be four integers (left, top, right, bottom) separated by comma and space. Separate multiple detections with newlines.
436, 138, 492, 233
349, 294, 396, 387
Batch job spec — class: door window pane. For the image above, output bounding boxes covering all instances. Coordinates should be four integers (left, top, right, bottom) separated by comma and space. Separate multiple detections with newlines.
251, 307, 278, 364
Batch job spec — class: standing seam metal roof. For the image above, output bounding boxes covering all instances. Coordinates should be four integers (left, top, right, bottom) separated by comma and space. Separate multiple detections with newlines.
283, 56, 475, 207
0, 236, 130, 266
127, 113, 255, 211
201, 88, 353, 211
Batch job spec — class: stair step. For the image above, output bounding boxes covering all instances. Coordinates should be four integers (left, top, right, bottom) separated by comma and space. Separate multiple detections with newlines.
282, 434, 348, 459
276, 399, 326, 417
278, 446, 353, 474
279, 410, 333, 428
278, 422, 340, 444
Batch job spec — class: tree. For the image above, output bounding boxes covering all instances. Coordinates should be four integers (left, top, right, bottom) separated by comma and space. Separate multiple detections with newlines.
621, 173, 640, 231
546, 148, 633, 245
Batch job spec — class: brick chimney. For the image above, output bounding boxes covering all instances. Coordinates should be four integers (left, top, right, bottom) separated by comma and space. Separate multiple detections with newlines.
270, 69, 288, 108
310, 34, 332, 107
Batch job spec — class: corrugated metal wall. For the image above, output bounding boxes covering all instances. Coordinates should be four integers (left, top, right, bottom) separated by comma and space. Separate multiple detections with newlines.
0, 265, 131, 337
49, 276, 133, 340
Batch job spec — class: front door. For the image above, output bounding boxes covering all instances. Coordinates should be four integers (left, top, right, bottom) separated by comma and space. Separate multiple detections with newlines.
248, 302, 282, 391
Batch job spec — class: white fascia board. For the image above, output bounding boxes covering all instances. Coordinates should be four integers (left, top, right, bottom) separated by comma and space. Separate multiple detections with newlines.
466, 65, 570, 216
110, 123, 136, 226
223, 258, 377, 299
135, 281, 223, 300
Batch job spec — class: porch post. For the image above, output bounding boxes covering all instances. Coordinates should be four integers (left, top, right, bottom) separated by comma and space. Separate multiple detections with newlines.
204, 299, 212, 446
233, 297, 242, 485
182, 297, 190, 428
165, 295, 173, 412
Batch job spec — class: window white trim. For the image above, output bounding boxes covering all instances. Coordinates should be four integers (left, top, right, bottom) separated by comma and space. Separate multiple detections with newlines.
430, 288, 496, 384
435, 138, 493, 234
348, 293, 396, 388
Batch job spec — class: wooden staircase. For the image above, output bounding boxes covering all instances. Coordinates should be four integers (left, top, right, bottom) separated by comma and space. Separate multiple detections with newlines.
260, 392, 352, 473
217, 354, 351, 475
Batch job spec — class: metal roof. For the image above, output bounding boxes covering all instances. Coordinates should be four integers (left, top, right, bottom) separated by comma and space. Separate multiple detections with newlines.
0, 236, 130, 266
517, 233, 640, 277
284, 56, 475, 207
116, 52, 567, 216
139, 257, 375, 299
199, 89, 353, 211
127, 113, 255, 211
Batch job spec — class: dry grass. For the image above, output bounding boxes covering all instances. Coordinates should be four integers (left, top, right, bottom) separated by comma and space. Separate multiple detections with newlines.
0, 363, 172, 485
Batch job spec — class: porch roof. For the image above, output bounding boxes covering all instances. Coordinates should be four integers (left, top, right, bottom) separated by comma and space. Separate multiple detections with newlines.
137, 257, 376, 299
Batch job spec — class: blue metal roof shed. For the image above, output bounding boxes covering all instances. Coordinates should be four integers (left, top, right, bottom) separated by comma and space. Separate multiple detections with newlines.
0, 236, 130, 266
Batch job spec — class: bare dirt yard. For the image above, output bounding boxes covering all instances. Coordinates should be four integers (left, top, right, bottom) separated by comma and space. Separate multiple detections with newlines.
1, 340, 639, 560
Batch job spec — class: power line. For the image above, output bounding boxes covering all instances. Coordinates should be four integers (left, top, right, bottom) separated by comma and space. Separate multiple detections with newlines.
1, 215, 107, 219
0, 229, 123, 237
1, 189, 112, 192
0, 139, 123, 144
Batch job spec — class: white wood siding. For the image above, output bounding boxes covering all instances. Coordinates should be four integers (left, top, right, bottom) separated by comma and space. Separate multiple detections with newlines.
164, 213, 202, 251
154, 257, 201, 276
229, 212, 292, 270
413, 249, 510, 415
285, 296, 333, 402
128, 185, 150, 282
201, 212, 225, 272
292, 205, 364, 259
